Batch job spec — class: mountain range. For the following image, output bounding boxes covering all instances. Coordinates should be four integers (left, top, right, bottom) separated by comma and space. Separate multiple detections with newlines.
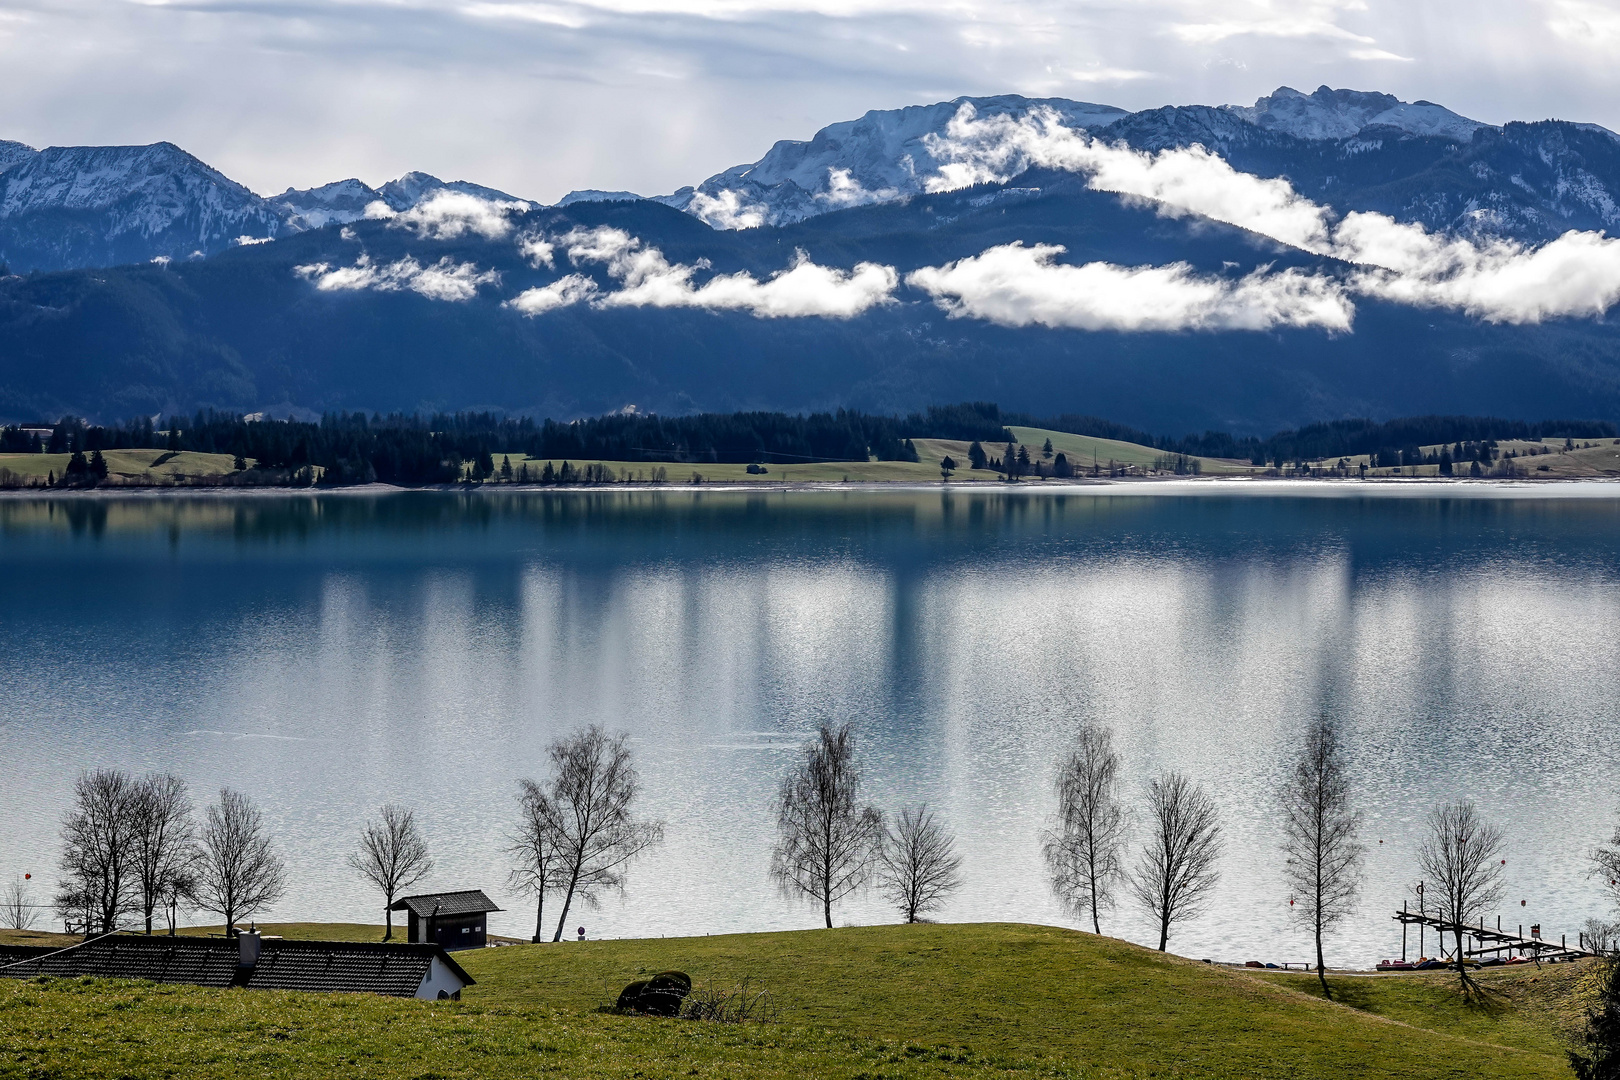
4, 85, 1620, 434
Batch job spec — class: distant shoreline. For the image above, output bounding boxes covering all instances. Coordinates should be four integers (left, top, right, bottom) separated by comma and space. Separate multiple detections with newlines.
4, 475, 1620, 500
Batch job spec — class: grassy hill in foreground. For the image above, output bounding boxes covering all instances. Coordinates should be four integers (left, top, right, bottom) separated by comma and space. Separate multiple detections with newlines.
0, 923, 1586, 1079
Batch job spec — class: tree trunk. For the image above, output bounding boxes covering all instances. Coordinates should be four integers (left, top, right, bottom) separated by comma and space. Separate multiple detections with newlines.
1316, 927, 1330, 999
1090, 891, 1100, 936
553, 881, 579, 942
384, 904, 393, 942
146, 908, 153, 935
1456, 925, 1468, 988
823, 894, 832, 929
533, 895, 546, 944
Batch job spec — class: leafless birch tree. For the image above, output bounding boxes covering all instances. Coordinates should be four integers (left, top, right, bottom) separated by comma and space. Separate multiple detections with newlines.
349, 805, 433, 941
1417, 800, 1505, 989
2, 878, 37, 931
877, 805, 963, 923
131, 773, 199, 935
192, 788, 287, 936
770, 723, 882, 928
1132, 772, 1222, 952
534, 725, 665, 942
507, 778, 565, 943
1042, 724, 1128, 934
1280, 715, 1365, 998
55, 769, 141, 936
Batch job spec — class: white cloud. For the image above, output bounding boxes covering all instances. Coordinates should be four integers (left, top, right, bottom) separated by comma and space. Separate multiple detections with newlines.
516, 226, 898, 316
506, 273, 599, 314
815, 167, 900, 208
234, 234, 275, 246
1339, 215, 1620, 323
363, 190, 532, 240
923, 104, 1334, 251
517, 233, 556, 268
906, 242, 1354, 331
925, 103, 1620, 324
686, 189, 768, 230
294, 254, 500, 300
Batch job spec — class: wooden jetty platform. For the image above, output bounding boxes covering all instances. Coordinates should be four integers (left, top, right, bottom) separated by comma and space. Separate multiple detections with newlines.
1393, 905, 1598, 963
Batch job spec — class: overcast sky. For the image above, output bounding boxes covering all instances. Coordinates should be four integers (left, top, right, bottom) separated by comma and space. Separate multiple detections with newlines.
2, 0, 1618, 202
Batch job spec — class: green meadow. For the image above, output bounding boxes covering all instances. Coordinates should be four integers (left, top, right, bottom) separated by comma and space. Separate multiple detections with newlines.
0, 922, 1594, 1079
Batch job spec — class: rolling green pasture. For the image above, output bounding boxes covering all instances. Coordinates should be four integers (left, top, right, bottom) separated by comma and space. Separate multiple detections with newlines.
0, 448, 246, 486
0, 922, 1587, 1079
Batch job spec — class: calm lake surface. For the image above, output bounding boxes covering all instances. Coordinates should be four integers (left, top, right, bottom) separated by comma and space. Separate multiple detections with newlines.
3, 483, 1619, 965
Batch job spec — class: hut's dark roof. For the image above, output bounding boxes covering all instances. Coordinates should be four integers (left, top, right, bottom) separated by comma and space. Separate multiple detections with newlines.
0, 935, 472, 998
390, 890, 503, 917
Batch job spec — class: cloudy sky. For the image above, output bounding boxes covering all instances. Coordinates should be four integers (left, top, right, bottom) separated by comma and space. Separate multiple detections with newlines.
1, 0, 1617, 202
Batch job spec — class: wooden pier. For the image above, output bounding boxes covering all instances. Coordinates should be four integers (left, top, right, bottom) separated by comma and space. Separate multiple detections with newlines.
1393, 905, 1598, 963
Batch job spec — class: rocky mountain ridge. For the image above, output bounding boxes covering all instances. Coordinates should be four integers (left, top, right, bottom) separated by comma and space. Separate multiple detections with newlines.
4, 84, 1620, 274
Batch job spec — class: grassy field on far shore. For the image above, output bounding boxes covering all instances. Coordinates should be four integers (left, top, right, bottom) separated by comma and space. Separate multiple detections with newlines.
0, 922, 1590, 1079
0, 448, 246, 486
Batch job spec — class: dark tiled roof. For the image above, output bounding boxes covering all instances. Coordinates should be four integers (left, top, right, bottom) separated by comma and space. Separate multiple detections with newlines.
0, 936, 473, 998
0, 938, 237, 986
390, 890, 502, 917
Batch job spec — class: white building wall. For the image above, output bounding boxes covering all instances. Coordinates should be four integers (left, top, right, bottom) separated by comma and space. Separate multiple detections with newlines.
414, 955, 469, 1001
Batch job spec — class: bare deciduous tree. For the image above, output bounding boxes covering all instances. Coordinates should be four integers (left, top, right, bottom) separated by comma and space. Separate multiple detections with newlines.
348, 805, 433, 941
878, 805, 963, 923
3, 878, 38, 931
1592, 812, 1620, 913
1042, 724, 1129, 934
770, 722, 882, 928
1280, 715, 1365, 999
507, 779, 565, 943
534, 725, 665, 943
131, 773, 199, 935
192, 788, 287, 936
55, 769, 141, 936
1417, 800, 1505, 988
1132, 772, 1223, 952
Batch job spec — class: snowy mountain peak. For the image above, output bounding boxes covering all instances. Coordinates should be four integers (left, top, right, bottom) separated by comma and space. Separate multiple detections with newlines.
270, 178, 382, 229
656, 94, 1129, 228
1225, 85, 1490, 142
376, 171, 525, 211
0, 142, 287, 270
0, 140, 37, 175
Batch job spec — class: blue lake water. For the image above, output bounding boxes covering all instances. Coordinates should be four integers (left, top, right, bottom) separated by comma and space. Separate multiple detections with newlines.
2, 483, 1619, 965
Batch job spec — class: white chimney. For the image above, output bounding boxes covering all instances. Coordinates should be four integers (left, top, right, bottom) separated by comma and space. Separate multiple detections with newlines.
237, 930, 262, 969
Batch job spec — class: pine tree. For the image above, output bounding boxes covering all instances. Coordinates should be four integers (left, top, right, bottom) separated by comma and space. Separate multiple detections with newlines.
501, 455, 513, 481
1042, 438, 1054, 458
968, 441, 987, 470
89, 450, 109, 480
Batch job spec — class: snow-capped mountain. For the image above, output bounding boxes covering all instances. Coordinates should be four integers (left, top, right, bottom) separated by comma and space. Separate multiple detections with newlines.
6, 84, 1620, 275
0, 147, 532, 273
654, 85, 1620, 242
1222, 85, 1487, 142
270, 178, 382, 230
654, 95, 1130, 227
0, 142, 288, 272
375, 172, 523, 210
0, 141, 36, 174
